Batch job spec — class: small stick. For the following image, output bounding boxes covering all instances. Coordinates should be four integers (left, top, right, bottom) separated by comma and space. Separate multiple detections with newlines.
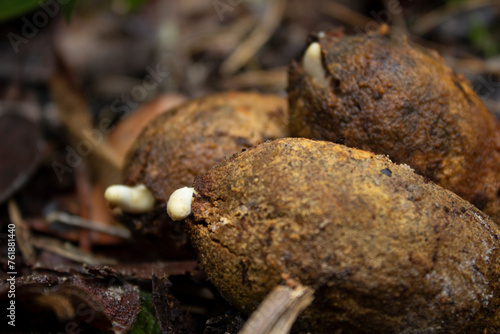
7, 199, 36, 264
321, 1, 373, 28
443, 56, 500, 76
411, 1, 499, 36
219, 68, 287, 90
219, 0, 286, 76
238, 284, 314, 334
383, 0, 408, 34
32, 235, 118, 266
46, 211, 131, 240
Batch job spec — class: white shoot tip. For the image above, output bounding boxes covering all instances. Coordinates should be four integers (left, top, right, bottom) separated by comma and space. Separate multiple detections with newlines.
104, 184, 155, 213
167, 187, 196, 221
303, 42, 328, 86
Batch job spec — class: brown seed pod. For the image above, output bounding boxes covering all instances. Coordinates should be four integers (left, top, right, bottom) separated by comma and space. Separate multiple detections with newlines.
186, 137, 500, 333
287, 27, 500, 225
120, 91, 287, 234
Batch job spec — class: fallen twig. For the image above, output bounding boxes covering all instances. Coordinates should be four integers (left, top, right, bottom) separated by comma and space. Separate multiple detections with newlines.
32, 235, 118, 266
238, 284, 314, 334
321, 1, 373, 28
8, 199, 36, 264
46, 211, 131, 240
219, 0, 286, 76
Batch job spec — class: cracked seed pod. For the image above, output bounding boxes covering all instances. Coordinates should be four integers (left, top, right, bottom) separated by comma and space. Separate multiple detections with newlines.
121, 91, 287, 235
288, 27, 500, 225
186, 137, 500, 333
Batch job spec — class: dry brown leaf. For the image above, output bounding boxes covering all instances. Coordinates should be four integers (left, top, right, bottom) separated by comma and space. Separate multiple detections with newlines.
108, 93, 186, 167
50, 60, 121, 188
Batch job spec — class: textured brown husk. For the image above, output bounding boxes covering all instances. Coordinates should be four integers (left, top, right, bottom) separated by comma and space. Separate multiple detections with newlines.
121, 91, 287, 234
288, 28, 500, 225
188, 137, 500, 333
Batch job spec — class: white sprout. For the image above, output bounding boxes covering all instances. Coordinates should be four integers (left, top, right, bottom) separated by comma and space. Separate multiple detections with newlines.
303, 42, 329, 86
104, 184, 155, 213
167, 187, 196, 221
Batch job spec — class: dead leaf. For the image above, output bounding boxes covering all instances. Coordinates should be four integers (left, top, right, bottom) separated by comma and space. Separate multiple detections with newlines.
50, 54, 122, 188
152, 275, 190, 334
108, 93, 186, 167
0, 102, 43, 203
0, 270, 140, 333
